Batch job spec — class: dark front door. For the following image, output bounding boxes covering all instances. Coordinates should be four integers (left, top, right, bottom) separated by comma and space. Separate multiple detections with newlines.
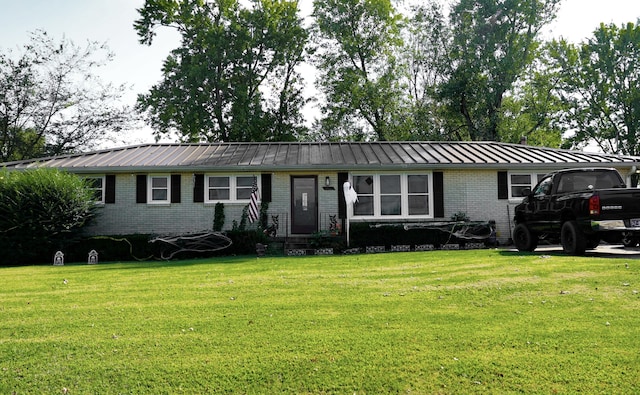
291, 176, 318, 234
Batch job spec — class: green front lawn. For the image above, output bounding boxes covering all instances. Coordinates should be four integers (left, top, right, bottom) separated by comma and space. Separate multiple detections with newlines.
1, 250, 639, 393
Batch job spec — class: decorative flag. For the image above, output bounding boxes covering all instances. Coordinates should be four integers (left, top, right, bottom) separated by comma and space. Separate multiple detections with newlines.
248, 176, 260, 223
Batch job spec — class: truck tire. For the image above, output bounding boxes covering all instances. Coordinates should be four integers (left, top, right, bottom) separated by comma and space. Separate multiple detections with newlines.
513, 224, 538, 252
561, 220, 587, 255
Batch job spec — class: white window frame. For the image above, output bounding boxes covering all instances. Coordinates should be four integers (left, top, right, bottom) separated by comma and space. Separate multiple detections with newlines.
508, 171, 552, 200
84, 175, 105, 204
205, 175, 260, 203
351, 173, 433, 219
148, 175, 171, 204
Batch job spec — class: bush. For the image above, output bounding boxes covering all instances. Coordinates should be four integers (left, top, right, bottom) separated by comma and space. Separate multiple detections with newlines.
225, 230, 268, 255
349, 222, 470, 248
0, 168, 98, 265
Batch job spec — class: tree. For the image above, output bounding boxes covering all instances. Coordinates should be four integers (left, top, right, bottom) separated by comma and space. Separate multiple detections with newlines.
0, 30, 133, 162
399, 1, 452, 140
135, 0, 308, 142
438, 0, 561, 142
312, 0, 405, 141
496, 53, 563, 147
0, 168, 97, 265
549, 21, 640, 155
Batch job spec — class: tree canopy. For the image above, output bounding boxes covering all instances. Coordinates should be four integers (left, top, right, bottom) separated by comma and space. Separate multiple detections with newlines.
0, 30, 133, 162
550, 20, 640, 155
311, 0, 405, 141
135, 0, 309, 143
438, 0, 562, 142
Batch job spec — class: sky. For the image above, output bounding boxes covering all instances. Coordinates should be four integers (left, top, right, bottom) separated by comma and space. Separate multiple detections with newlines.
1, 0, 640, 146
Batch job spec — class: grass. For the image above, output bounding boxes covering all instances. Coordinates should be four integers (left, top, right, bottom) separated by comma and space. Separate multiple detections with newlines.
1, 249, 639, 394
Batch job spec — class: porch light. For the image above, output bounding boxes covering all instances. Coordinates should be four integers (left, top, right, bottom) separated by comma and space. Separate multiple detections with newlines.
323, 176, 335, 190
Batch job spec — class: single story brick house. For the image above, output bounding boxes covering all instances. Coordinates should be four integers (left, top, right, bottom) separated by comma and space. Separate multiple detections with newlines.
2, 141, 639, 245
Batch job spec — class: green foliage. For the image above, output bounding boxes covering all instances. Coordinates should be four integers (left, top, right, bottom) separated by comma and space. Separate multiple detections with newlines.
1, 251, 639, 393
135, 0, 309, 142
65, 235, 156, 263
312, 0, 406, 141
450, 211, 470, 222
213, 202, 225, 231
0, 30, 132, 161
0, 169, 98, 264
437, 0, 561, 141
225, 229, 268, 254
549, 21, 640, 155
350, 223, 449, 247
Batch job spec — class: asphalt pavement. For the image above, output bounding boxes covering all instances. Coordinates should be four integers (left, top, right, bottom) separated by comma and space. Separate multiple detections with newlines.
504, 243, 640, 258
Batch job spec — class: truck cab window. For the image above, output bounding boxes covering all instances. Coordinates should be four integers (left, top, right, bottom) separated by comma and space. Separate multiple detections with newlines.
534, 177, 553, 196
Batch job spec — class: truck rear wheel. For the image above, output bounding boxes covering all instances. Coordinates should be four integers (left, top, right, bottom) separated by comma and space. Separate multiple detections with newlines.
513, 224, 538, 252
561, 220, 587, 255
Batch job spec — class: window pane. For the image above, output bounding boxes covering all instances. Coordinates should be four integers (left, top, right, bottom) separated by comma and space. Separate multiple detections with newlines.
380, 175, 400, 194
209, 189, 229, 200
209, 177, 229, 187
353, 176, 373, 194
237, 188, 252, 200
408, 175, 429, 193
511, 186, 529, 197
408, 195, 429, 215
354, 196, 373, 216
87, 177, 102, 188
152, 177, 167, 188
511, 174, 531, 185
152, 189, 167, 201
237, 177, 253, 187
381, 195, 401, 215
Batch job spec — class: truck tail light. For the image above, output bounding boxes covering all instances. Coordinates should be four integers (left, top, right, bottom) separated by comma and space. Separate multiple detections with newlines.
589, 195, 600, 215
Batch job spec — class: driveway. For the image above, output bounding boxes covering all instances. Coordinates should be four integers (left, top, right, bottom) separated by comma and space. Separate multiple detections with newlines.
505, 244, 640, 258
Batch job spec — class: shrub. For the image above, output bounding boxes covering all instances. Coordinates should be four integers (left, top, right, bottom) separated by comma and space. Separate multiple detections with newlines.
213, 202, 225, 231
0, 168, 98, 265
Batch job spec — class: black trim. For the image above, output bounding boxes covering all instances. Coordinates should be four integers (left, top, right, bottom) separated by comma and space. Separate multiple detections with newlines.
193, 174, 204, 203
498, 171, 508, 200
433, 171, 444, 218
105, 175, 116, 204
338, 172, 348, 219
136, 175, 147, 203
171, 174, 181, 203
261, 173, 272, 203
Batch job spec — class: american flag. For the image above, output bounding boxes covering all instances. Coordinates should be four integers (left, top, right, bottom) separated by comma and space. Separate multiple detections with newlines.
248, 176, 260, 223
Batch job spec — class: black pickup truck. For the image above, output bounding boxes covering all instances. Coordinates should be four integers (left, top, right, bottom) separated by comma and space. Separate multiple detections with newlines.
512, 168, 640, 255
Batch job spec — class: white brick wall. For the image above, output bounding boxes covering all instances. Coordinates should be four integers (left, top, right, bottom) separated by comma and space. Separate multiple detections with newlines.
86, 168, 636, 244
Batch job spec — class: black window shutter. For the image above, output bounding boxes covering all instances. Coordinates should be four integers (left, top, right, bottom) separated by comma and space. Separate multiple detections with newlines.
261, 173, 272, 203
433, 171, 445, 218
136, 175, 147, 203
171, 174, 181, 203
497, 171, 508, 200
105, 175, 116, 204
338, 172, 348, 219
193, 174, 204, 203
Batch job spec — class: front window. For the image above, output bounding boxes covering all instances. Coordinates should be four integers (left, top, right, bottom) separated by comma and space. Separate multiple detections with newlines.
85, 176, 104, 203
206, 175, 258, 203
380, 175, 401, 215
352, 173, 432, 218
509, 172, 548, 199
408, 175, 429, 215
149, 176, 170, 203
353, 175, 374, 216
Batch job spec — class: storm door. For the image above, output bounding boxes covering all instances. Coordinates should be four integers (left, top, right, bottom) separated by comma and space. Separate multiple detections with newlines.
291, 176, 318, 234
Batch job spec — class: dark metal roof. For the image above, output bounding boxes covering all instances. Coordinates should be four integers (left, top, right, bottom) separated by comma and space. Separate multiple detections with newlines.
2, 142, 638, 172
